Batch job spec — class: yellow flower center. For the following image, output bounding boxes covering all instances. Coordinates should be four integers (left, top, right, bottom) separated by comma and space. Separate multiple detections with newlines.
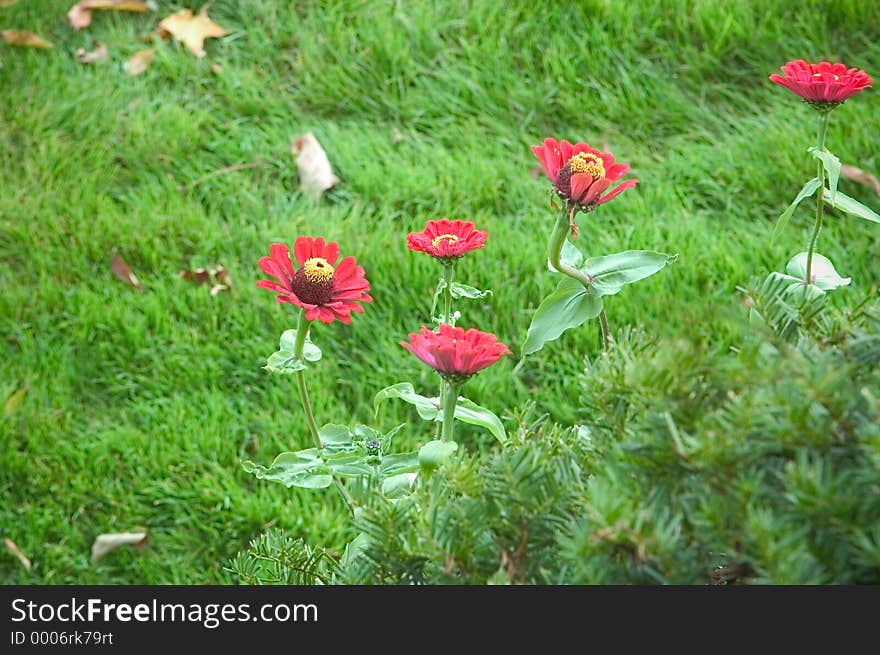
812, 72, 840, 80
567, 152, 605, 178
302, 257, 335, 283
431, 233, 460, 248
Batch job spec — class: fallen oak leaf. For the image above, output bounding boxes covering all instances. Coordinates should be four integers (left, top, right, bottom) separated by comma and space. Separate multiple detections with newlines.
75, 41, 108, 64
841, 164, 880, 197
111, 253, 142, 288
91, 531, 148, 562
124, 48, 154, 75
293, 132, 339, 199
4, 538, 31, 571
2, 30, 54, 49
68, 0, 149, 31
156, 5, 229, 58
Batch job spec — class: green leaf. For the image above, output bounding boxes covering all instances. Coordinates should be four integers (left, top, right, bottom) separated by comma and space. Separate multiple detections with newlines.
808, 147, 841, 202
324, 452, 375, 477
785, 252, 851, 291
522, 277, 603, 355
263, 329, 321, 374
264, 349, 306, 373
764, 271, 827, 302
548, 238, 585, 271
823, 188, 880, 224
379, 452, 420, 477
339, 533, 369, 570
583, 250, 677, 297
383, 423, 405, 444
318, 424, 356, 453
242, 449, 333, 489
454, 397, 507, 444
373, 382, 440, 420
418, 440, 458, 470
381, 473, 417, 499
449, 282, 492, 300
772, 178, 820, 244
431, 277, 448, 320
278, 329, 322, 362
354, 425, 382, 442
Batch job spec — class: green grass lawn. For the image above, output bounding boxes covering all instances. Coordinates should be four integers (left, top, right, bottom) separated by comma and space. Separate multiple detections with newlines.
1, 0, 879, 584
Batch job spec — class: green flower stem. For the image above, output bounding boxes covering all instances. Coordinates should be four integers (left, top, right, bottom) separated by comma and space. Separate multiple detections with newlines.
548, 210, 593, 287
548, 210, 611, 351
598, 308, 611, 351
435, 261, 457, 439
805, 111, 830, 286
293, 311, 355, 512
442, 261, 455, 324
440, 379, 461, 442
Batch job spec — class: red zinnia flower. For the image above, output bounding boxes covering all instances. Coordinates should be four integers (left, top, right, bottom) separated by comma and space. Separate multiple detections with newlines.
770, 60, 872, 109
531, 138, 638, 212
257, 236, 372, 324
401, 324, 510, 381
406, 219, 487, 261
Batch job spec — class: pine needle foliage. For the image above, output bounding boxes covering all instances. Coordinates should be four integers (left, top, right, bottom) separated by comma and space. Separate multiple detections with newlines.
228, 529, 336, 585
233, 296, 880, 584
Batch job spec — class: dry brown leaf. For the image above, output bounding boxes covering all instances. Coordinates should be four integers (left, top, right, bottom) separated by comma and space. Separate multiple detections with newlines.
180, 268, 212, 284
111, 253, 142, 288
124, 48, 154, 76
214, 265, 230, 285
91, 531, 148, 562
180, 265, 232, 295
68, 0, 149, 31
293, 132, 339, 198
841, 164, 880, 197
75, 41, 108, 64
2, 30, 54, 49
4, 538, 31, 571
156, 5, 228, 58
4, 388, 26, 416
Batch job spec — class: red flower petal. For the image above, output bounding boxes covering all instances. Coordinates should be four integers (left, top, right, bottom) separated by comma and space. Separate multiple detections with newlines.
258, 255, 292, 288
258, 237, 370, 325
401, 324, 510, 377
269, 243, 293, 277
539, 137, 564, 181
558, 139, 575, 164
770, 59, 872, 105
293, 236, 315, 266
406, 219, 488, 260
569, 172, 597, 205
532, 136, 637, 212
597, 178, 639, 206
605, 162, 630, 182
256, 279, 288, 294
